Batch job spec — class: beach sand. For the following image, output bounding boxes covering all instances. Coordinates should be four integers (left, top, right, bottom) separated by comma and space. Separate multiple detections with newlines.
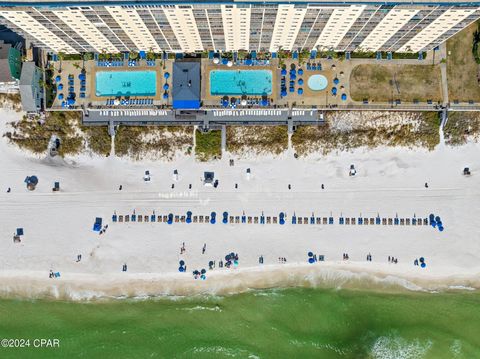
1, 108, 480, 300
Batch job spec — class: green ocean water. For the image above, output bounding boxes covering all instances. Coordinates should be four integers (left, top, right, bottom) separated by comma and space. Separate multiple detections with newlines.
0, 288, 479, 358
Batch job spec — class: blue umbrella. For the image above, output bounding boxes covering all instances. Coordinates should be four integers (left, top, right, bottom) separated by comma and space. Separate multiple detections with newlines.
179, 260, 185, 266
331, 87, 337, 95
78, 73, 86, 80
223, 211, 228, 224
429, 214, 435, 220
341, 93, 347, 101
419, 257, 425, 262
421, 262, 426, 268
222, 100, 229, 107
201, 274, 206, 280
222, 58, 228, 65
281, 69, 287, 76
308, 252, 313, 257
167, 213, 173, 225
245, 59, 252, 66
179, 266, 184, 272
61, 101, 66, 108
333, 77, 339, 85
163, 92, 168, 99
261, 98, 268, 106
298, 68, 304, 75
164, 72, 170, 79
290, 73, 296, 80
67, 98, 75, 105
438, 226, 444, 232
281, 90, 287, 97
55, 75, 61, 83
308, 258, 315, 264
435, 216, 441, 222
290, 69, 296, 76
201, 269, 206, 274
58, 93, 64, 100
298, 88, 303, 95
163, 83, 169, 90
210, 212, 216, 224
58, 83, 63, 90
279, 212, 285, 225
298, 79, 303, 85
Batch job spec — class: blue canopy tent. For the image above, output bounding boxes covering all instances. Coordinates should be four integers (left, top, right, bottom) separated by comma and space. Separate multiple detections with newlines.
172, 62, 201, 109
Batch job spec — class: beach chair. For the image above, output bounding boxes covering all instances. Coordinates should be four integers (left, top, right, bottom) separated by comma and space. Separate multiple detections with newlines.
273, 217, 278, 224
131, 214, 136, 222
125, 215, 130, 222
151, 214, 156, 222
417, 219, 422, 226
242, 215, 246, 223
180, 216, 185, 223
112, 214, 117, 223
230, 216, 234, 223
339, 217, 344, 225
329, 217, 334, 225
412, 218, 416, 225
144, 215, 149, 222
423, 218, 428, 225
358, 217, 363, 225
302, 217, 307, 225
316, 217, 321, 225
370, 218, 375, 225
363, 218, 368, 225
351, 218, 356, 225
157, 215, 162, 222
191, 216, 196, 223
298, 217, 303, 224
235, 216, 240, 224
260, 215, 265, 224
267, 217, 271, 224
400, 218, 405, 226
254, 217, 259, 224
388, 218, 393, 225
119, 215, 124, 222
382, 218, 387, 225
345, 218, 350, 225
248, 216, 253, 224
174, 216, 179, 223
162, 215, 168, 222
323, 217, 328, 225
394, 217, 399, 225
406, 218, 410, 225
138, 215, 143, 223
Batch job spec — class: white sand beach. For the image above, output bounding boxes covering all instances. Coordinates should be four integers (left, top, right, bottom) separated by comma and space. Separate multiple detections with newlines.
1, 107, 480, 299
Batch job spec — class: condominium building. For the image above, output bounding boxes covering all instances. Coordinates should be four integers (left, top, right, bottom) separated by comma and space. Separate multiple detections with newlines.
0, 1, 479, 54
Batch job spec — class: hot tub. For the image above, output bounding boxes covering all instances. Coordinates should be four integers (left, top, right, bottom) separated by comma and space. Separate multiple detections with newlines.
307, 74, 328, 91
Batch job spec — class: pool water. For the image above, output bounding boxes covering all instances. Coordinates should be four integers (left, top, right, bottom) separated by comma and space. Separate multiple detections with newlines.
210, 70, 272, 96
308, 74, 328, 91
95, 71, 156, 97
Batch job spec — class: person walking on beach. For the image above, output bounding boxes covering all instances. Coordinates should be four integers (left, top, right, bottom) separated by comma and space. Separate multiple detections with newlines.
202, 243, 206, 254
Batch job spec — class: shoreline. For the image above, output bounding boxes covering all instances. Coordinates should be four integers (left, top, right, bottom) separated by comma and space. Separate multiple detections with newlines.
0, 263, 479, 301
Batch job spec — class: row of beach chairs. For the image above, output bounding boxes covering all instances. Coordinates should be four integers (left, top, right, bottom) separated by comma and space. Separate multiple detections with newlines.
112, 213, 429, 226
105, 98, 154, 106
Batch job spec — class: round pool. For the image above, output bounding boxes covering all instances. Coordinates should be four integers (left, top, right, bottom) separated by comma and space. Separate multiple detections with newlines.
308, 74, 328, 91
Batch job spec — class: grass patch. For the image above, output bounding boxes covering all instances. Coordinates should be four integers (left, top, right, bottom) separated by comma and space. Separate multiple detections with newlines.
291, 111, 440, 156
444, 112, 480, 145
0, 93, 22, 112
114, 126, 193, 160
195, 129, 221, 161
350, 64, 442, 103
81, 126, 111, 156
226, 126, 288, 155
447, 21, 480, 102
5, 111, 84, 156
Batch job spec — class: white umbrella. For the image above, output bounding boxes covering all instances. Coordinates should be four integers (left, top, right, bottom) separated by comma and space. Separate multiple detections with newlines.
213, 57, 219, 64
114, 99, 120, 106
227, 61, 233, 67
241, 99, 247, 106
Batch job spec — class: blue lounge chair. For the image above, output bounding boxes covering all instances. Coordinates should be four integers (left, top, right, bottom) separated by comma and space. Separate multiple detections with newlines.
339, 217, 344, 225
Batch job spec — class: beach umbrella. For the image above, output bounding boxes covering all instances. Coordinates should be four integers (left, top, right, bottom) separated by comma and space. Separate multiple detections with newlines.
213, 57, 220, 64
298, 78, 303, 85
163, 83, 169, 90
167, 213, 173, 225
178, 266, 184, 272
429, 214, 435, 220
222, 99, 229, 107
435, 216, 441, 222
179, 260, 185, 266
164, 72, 170, 79
78, 73, 86, 81
281, 69, 287, 76
201, 274, 206, 280
58, 83, 63, 90
298, 88, 303, 95
331, 87, 337, 95
227, 61, 233, 67
261, 98, 268, 106
55, 75, 61, 83
431, 220, 437, 228
222, 58, 228, 65
201, 269, 206, 274
209, 261, 214, 267
298, 68, 304, 75
163, 92, 168, 99
308, 258, 315, 264
290, 73, 296, 80
308, 252, 313, 257
279, 212, 285, 225
67, 98, 75, 105
419, 257, 425, 263
281, 89, 287, 97
210, 212, 216, 224
421, 262, 426, 268
341, 93, 347, 101
438, 226, 444, 232
333, 77, 339, 85
58, 93, 64, 100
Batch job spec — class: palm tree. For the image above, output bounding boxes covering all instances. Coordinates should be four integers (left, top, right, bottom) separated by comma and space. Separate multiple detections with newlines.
57, 51, 65, 73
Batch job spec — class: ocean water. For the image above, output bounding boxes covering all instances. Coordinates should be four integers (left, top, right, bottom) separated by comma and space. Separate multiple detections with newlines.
0, 288, 479, 358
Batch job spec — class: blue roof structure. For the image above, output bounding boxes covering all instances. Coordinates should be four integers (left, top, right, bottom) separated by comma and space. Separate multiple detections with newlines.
172, 62, 201, 110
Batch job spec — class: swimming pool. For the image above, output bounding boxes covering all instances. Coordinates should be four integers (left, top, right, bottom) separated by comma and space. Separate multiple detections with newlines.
308, 74, 328, 91
95, 71, 156, 97
210, 70, 272, 96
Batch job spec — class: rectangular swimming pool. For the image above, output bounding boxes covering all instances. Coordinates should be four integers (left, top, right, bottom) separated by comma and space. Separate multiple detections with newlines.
210, 70, 272, 96
95, 71, 156, 97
